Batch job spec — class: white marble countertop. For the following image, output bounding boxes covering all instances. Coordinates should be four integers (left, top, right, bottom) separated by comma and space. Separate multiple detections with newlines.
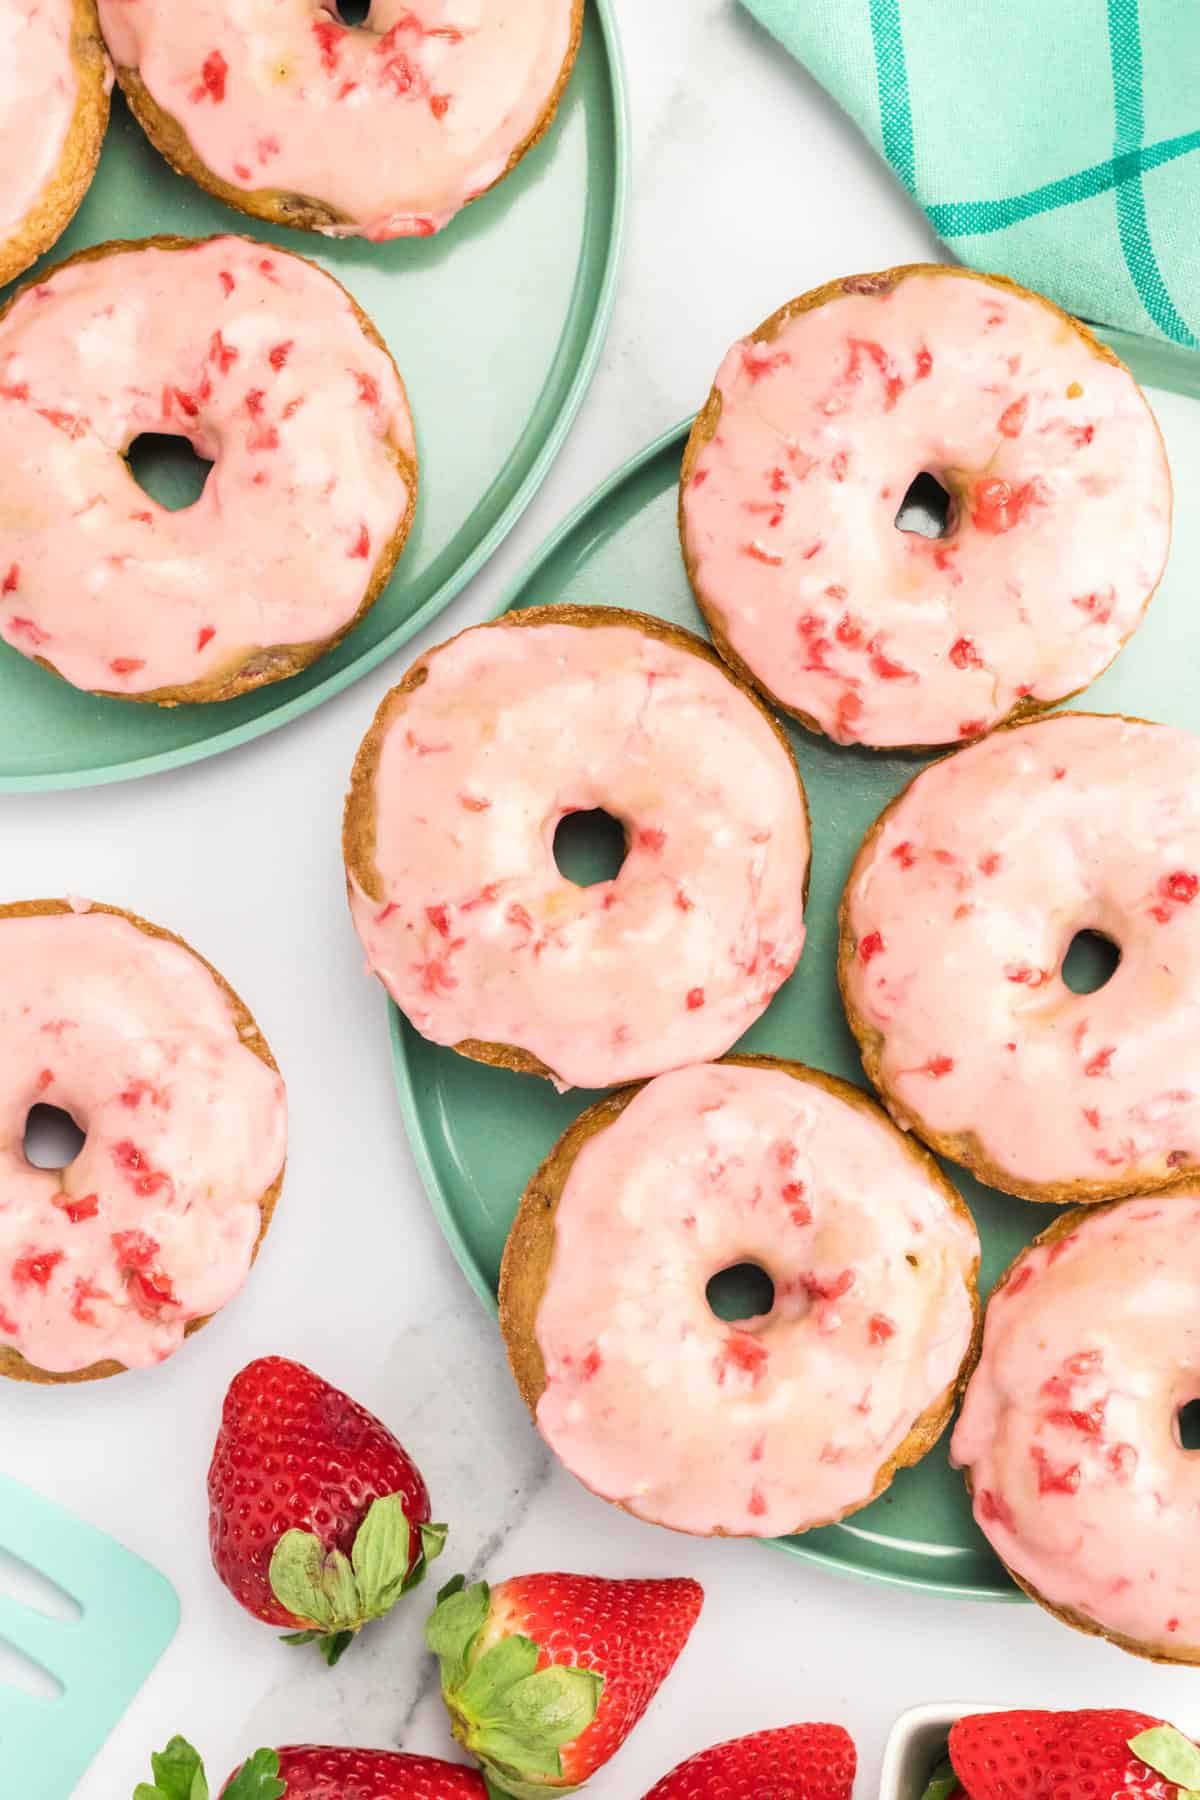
7, 3, 1200, 1795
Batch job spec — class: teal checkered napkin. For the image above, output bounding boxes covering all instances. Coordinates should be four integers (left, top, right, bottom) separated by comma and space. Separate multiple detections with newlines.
742, 0, 1200, 391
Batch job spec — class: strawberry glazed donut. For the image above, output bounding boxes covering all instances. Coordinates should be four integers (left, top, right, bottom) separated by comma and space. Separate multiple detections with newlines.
344, 608, 811, 1091
680, 265, 1171, 750
0, 1, 110, 289
840, 713, 1200, 1205
0, 234, 415, 704
96, 1, 583, 239
0, 900, 287, 1385
953, 1193, 1200, 1664
500, 1058, 981, 1537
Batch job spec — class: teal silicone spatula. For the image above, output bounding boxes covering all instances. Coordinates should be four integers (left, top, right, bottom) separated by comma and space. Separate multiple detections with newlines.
0, 1472, 179, 1797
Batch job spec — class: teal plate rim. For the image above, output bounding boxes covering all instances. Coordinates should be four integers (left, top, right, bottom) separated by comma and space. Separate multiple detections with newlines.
387, 417, 1027, 1605
0, 2, 629, 794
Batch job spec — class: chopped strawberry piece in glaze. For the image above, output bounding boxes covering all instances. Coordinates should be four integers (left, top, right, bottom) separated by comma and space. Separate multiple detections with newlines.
70, 1277, 107, 1325
716, 1333, 769, 1385
637, 827, 666, 853
741, 343, 790, 383
869, 1313, 896, 1343
858, 930, 885, 964
844, 337, 904, 409
970, 476, 1046, 534
1084, 1046, 1115, 1077
197, 50, 228, 103
949, 636, 982, 670
1031, 1445, 1081, 1495
802, 1268, 855, 1302
977, 1488, 1015, 1530
747, 1486, 767, 1516
686, 988, 705, 1010
2, 564, 18, 594
1163, 871, 1199, 904
425, 904, 451, 938
997, 395, 1028, 437
196, 626, 215, 652
349, 524, 371, 559
52, 1192, 98, 1224
867, 635, 915, 681
891, 840, 917, 869
209, 329, 238, 373
743, 542, 783, 566
12, 1249, 63, 1287
268, 340, 294, 371
0, 1306, 17, 1335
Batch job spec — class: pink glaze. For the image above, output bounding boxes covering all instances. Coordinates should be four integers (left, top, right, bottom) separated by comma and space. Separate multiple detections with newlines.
0, 908, 286, 1374
0, 235, 413, 697
0, 0, 88, 244
97, 0, 576, 239
953, 1192, 1200, 1654
842, 714, 1200, 1199
533, 1062, 979, 1536
347, 619, 810, 1091
681, 269, 1170, 748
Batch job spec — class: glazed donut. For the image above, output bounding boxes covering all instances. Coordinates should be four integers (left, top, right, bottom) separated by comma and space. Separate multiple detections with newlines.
0, 234, 415, 704
0, 900, 286, 1384
679, 265, 1171, 750
344, 607, 811, 1092
840, 713, 1200, 1205
500, 1057, 980, 1537
97, 1, 583, 239
952, 1193, 1200, 1665
0, 1, 110, 290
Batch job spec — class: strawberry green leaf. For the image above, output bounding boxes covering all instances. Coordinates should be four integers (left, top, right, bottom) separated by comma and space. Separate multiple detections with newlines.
417, 1522, 450, 1574
500, 1667, 604, 1748
426, 1577, 491, 1691
350, 1495, 414, 1619
471, 1731, 562, 1781
219, 1749, 287, 1800
269, 1530, 343, 1631
317, 1629, 357, 1668
133, 1740, 285, 1800
133, 1734, 210, 1800
1129, 1725, 1200, 1792
919, 1757, 960, 1800
456, 1636, 541, 1718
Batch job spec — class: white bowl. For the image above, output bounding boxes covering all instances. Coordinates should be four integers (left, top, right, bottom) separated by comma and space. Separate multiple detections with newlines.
879, 1702, 999, 1799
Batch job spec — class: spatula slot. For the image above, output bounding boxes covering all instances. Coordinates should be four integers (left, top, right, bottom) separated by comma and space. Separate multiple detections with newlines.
0, 1635, 63, 1702
0, 1549, 80, 1622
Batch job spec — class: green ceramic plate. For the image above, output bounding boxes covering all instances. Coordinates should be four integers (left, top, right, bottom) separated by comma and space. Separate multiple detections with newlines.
0, 4, 626, 790
392, 362, 1199, 1599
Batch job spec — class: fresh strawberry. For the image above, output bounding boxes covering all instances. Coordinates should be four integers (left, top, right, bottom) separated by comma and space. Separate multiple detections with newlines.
134, 1735, 487, 1798
208, 1356, 445, 1665
426, 1571, 703, 1796
641, 1723, 857, 1799
948, 1709, 1200, 1799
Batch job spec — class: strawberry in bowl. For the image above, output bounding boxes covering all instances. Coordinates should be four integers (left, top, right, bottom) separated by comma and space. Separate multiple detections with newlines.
917, 1710, 1200, 1800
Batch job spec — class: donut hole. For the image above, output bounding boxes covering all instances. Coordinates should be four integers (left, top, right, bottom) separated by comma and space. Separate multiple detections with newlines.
1062, 929, 1121, 995
23, 1104, 85, 1172
126, 433, 213, 514
895, 471, 953, 540
335, 0, 372, 22
706, 1262, 775, 1323
1177, 1400, 1200, 1451
553, 810, 627, 889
